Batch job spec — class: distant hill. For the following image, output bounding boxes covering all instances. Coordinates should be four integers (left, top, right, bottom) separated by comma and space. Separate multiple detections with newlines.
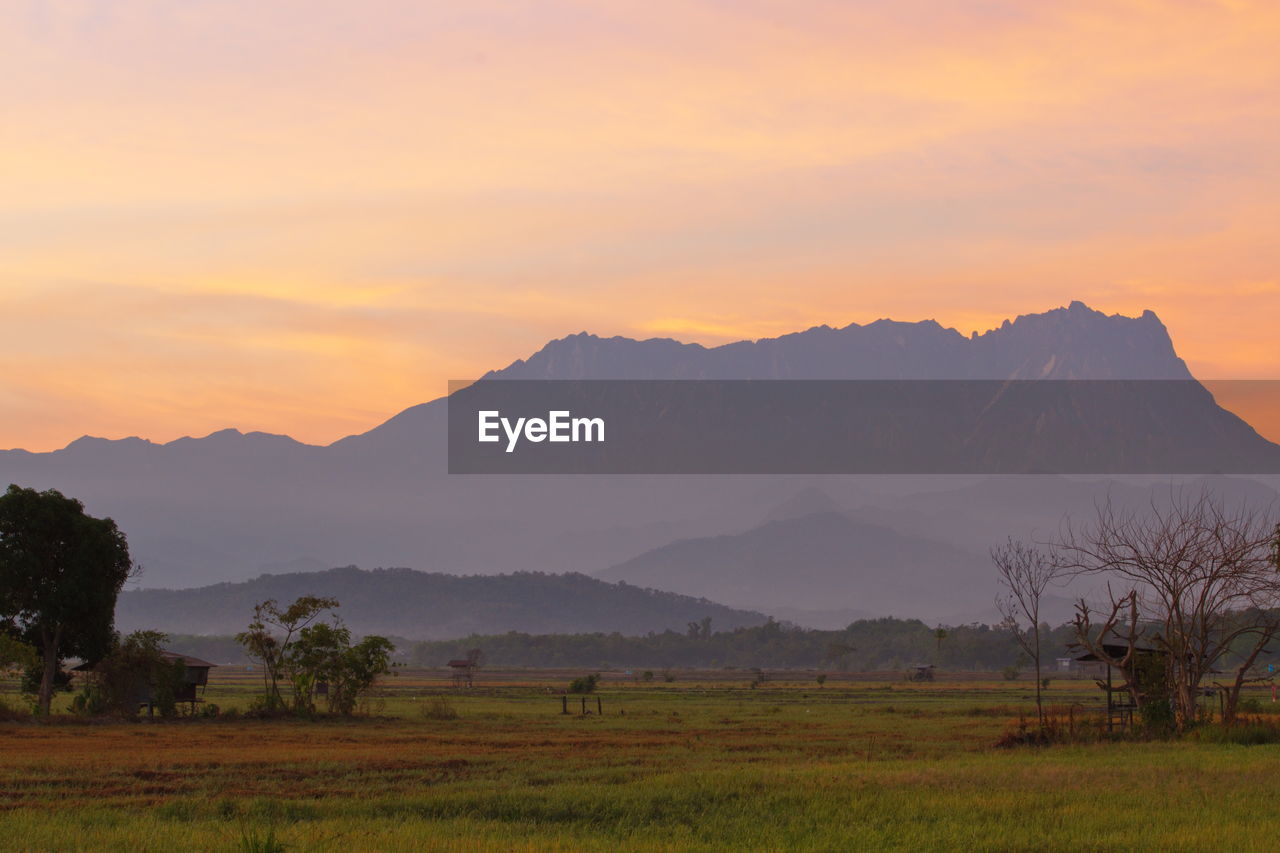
595, 512, 993, 622
115, 566, 767, 639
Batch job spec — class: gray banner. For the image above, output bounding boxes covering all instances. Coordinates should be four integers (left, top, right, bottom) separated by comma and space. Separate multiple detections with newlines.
446, 380, 1280, 474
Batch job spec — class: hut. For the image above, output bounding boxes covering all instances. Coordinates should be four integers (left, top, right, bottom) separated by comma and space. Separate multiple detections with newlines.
909, 664, 936, 682
74, 650, 215, 715
1073, 642, 1163, 732
447, 649, 483, 688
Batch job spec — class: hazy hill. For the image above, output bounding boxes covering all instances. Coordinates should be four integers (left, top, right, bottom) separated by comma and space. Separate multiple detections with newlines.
115, 566, 767, 639
595, 512, 992, 622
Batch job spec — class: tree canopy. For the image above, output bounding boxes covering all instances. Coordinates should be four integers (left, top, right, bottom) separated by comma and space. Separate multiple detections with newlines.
0, 484, 133, 713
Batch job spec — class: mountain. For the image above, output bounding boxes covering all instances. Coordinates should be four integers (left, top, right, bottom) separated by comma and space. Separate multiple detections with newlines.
486, 301, 1192, 381
595, 512, 993, 622
2, 301, 1277, 607
115, 566, 768, 639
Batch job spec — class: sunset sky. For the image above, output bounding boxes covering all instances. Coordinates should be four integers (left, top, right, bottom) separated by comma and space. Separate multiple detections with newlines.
3, 0, 1279, 451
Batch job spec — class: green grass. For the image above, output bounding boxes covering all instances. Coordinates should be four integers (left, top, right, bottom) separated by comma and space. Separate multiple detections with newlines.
2, 672, 1278, 851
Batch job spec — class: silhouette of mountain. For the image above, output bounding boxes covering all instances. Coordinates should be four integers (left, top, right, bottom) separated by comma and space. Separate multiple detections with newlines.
484, 301, 1191, 381
2, 302, 1276, 623
115, 566, 767, 639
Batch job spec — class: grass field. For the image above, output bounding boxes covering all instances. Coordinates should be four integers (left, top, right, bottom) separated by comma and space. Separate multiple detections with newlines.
3, 668, 1280, 852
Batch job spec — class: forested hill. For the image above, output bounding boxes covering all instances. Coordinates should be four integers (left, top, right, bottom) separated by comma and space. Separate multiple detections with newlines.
115, 566, 767, 639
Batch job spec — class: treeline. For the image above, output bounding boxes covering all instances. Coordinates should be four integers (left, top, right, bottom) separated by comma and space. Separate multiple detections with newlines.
405, 617, 1080, 671
166, 618, 1079, 670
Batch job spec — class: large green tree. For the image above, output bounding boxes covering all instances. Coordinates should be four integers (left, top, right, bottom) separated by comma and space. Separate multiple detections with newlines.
0, 484, 133, 714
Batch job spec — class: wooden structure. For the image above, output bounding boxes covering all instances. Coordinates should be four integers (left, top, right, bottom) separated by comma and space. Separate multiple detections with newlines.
909, 664, 936, 682
447, 649, 483, 688
74, 650, 215, 715
1073, 642, 1162, 732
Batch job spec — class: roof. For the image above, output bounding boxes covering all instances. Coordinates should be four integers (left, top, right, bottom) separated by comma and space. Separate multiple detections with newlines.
1073, 642, 1162, 663
160, 651, 216, 668
71, 649, 217, 672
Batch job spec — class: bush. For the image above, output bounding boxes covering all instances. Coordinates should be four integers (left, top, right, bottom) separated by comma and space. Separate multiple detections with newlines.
1139, 696, 1175, 733
1193, 719, 1280, 745
568, 674, 599, 694
79, 631, 187, 718
0, 697, 31, 721
420, 695, 458, 720
1001, 665, 1020, 681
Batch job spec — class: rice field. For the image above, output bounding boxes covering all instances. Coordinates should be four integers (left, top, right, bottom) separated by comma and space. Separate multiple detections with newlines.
2, 668, 1279, 852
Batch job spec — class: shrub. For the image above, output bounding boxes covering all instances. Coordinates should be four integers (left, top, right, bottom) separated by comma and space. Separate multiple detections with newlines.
1193, 719, 1280, 745
0, 697, 31, 721
1001, 665, 1020, 681
1139, 696, 1175, 733
76, 631, 186, 718
420, 695, 459, 720
568, 674, 599, 694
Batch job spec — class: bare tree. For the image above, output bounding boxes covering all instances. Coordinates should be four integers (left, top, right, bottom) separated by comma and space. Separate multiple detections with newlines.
1070, 586, 1146, 712
1056, 489, 1279, 730
993, 538, 1061, 727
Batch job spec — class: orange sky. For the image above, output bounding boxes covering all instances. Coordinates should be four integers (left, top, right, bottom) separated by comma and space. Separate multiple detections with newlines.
3, 1, 1279, 451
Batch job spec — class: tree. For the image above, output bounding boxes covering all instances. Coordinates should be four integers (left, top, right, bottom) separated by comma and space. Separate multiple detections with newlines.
0, 485, 133, 714
992, 538, 1061, 728
327, 635, 395, 715
0, 632, 38, 673
285, 621, 394, 715
285, 621, 349, 714
1057, 490, 1280, 730
235, 595, 338, 711
933, 626, 948, 662
76, 630, 186, 717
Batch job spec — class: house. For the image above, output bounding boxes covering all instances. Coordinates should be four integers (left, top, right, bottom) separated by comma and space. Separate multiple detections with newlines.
73, 650, 215, 714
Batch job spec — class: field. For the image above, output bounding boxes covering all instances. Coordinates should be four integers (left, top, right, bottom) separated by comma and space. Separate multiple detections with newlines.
3, 668, 1280, 852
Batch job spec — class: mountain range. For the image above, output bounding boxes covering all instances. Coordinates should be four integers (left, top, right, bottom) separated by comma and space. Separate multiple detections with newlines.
3, 301, 1278, 628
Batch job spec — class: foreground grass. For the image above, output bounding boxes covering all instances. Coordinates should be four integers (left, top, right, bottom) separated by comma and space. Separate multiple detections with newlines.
2, 677, 1279, 851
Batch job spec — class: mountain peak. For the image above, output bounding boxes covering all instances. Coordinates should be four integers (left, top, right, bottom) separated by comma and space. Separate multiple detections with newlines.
489, 302, 1189, 381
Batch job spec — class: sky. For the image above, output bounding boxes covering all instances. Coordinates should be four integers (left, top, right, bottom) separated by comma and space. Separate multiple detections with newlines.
2, 0, 1279, 451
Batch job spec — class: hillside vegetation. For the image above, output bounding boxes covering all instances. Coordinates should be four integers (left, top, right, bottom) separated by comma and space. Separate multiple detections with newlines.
116, 566, 766, 639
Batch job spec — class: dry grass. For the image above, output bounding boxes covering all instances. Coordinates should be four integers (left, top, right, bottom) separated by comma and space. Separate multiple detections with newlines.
2, 673, 1278, 851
